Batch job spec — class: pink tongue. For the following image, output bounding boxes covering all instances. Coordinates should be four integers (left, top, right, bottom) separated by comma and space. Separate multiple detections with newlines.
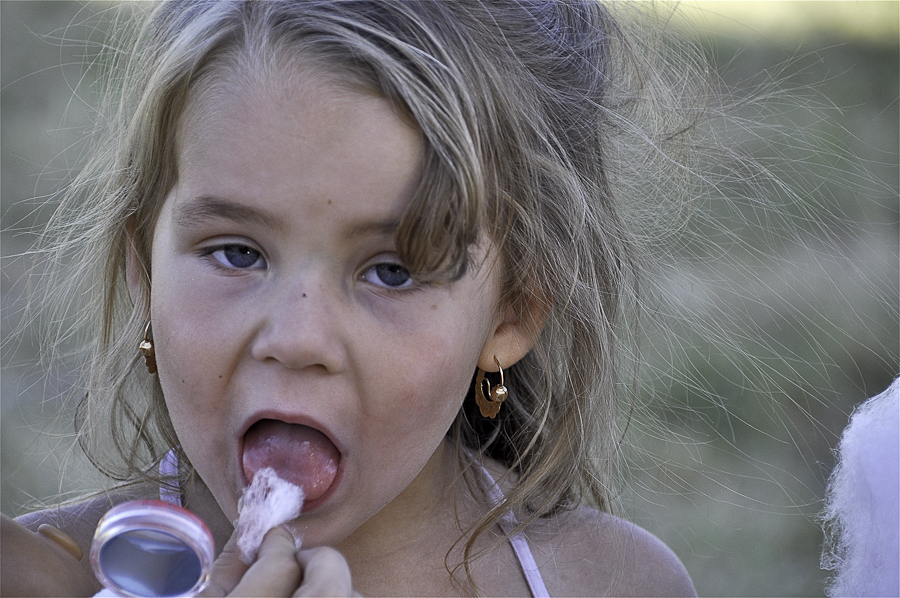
242, 420, 340, 502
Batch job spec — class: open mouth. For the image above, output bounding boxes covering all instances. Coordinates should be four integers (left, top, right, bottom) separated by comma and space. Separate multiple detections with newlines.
241, 419, 342, 505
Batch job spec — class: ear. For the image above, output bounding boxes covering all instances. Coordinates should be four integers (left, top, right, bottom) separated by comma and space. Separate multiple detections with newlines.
125, 218, 144, 305
476, 297, 549, 372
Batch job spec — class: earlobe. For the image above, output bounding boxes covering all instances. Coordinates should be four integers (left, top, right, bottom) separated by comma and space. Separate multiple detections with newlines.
475, 320, 524, 419
477, 320, 534, 372
476, 299, 549, 372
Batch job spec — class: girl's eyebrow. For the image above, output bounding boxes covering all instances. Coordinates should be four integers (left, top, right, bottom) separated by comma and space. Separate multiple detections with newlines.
344, 219, 402, 241
174, 196, 285, 233
174, 195, 401, 240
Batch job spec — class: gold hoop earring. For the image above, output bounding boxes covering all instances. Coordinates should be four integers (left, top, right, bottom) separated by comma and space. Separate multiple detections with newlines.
139, 322, 157, 375
475, 356, 508, 419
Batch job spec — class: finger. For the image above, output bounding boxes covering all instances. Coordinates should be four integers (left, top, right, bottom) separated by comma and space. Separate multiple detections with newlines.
293, 546, 355, 597
200, 527, 247, 597
37, 524, 83, 561
229, 527, 302, 597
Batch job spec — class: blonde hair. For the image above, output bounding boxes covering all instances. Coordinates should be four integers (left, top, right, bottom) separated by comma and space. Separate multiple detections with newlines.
41, 0, 710, 585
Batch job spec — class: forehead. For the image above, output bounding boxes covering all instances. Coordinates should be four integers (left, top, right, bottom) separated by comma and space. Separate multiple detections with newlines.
180, 54, 386, 141
171, 60, 424, 227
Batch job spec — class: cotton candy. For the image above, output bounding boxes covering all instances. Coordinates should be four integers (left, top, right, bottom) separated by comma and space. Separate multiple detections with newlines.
821, 378, 899, 597
236, 467, 305, 564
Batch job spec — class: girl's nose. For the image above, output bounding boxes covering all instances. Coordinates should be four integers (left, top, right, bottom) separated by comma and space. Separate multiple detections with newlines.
249, 284, 348, 373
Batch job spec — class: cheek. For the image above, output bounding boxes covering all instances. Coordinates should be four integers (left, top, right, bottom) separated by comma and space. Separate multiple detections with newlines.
361, 326, 480, 443
150, 284, 232, 438
150, 255, 233, 387
153, 311, 236, 502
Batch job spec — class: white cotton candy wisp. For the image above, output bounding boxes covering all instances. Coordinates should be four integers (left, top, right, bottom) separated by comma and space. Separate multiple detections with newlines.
236, 467, 305, 564
821, 378, 899, 597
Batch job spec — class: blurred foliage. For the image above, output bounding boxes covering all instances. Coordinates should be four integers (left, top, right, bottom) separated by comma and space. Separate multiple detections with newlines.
2, 2, 897, 597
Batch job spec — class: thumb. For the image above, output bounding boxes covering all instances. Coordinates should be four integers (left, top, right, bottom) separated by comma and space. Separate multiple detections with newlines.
200, 526, 247, 597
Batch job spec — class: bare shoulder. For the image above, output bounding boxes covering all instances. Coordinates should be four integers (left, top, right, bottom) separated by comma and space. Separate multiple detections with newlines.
527, 505, 696, 597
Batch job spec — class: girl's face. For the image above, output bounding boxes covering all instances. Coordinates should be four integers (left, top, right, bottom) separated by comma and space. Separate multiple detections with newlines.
147, 65, 504, 547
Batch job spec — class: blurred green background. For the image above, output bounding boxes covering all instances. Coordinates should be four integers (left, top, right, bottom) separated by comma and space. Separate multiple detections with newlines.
2, 2, 897, 596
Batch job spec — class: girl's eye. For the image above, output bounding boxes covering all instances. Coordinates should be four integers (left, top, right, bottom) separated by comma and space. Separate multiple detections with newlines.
362, 262, 413, 289
210, 244, 266, 269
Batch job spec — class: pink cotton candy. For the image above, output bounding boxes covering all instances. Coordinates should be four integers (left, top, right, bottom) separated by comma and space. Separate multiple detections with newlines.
236, 467, 305, 564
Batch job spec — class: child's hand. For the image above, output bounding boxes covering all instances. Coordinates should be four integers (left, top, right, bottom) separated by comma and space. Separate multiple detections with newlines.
203, 526, 360, 597
0, 513, 98, 597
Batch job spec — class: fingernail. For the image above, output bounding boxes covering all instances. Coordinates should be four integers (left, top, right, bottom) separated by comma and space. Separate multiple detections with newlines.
38, 524, 83, 561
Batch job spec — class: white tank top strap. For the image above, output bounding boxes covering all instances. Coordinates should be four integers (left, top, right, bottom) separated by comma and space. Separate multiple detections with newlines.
159, 449, 183, 507
477, 462, 551, 598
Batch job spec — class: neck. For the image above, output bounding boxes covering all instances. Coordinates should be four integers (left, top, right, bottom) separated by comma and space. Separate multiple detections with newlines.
183, 472, 235, 555
336, 440, 482, 596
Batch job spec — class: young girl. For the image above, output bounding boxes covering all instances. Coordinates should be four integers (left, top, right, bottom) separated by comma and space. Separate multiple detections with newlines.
4, 1, 702, 595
